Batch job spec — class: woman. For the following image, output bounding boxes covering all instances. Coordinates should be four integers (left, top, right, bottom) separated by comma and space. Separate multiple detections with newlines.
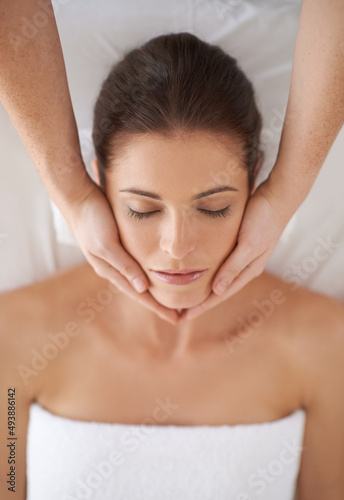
1, 32, 343, 500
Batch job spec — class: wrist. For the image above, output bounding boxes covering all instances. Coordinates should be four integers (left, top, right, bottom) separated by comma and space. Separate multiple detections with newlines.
47, 165, 98, 221
258, 171, 303, 228
265, 161, 313, 213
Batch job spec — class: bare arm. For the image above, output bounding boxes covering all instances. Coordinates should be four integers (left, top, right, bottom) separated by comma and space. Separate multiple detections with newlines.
296, 299, 344, 499
0, 0, 90, 210
267, 0, 344, 214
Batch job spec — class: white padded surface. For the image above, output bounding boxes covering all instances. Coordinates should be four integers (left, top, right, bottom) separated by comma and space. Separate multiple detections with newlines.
1, 0, 343, 301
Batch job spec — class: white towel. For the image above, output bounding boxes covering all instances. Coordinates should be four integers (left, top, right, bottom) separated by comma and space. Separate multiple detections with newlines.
26, 402, 306, 500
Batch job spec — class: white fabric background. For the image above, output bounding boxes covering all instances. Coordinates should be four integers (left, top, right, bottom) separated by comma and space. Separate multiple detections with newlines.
0, 0, 343, 302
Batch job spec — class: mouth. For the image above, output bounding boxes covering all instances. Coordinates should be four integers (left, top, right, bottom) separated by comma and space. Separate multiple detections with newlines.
153, 268, 206, 275
149, 269, 208, 285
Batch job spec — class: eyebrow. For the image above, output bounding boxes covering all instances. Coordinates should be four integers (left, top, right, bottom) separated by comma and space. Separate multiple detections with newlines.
118, 185, 239, 200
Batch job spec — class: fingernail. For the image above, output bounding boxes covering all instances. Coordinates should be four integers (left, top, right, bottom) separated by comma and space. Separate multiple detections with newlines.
132, 277, 146, 293
214, 280, 228, 295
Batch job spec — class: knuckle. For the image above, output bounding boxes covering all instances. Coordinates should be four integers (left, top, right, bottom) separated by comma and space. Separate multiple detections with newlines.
242, 240, 256, 255
256, 265, 265, 277
114, 281, 126, 293
119, 264, 135, 277
227, 267, 241, 278
91, 265, 107, 280
90, 238, 107, 256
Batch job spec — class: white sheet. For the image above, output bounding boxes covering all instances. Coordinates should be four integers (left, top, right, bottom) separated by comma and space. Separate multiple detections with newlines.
1, 0, 343, 301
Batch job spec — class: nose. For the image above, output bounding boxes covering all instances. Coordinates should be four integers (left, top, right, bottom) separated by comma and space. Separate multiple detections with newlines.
159, 207, 196, 260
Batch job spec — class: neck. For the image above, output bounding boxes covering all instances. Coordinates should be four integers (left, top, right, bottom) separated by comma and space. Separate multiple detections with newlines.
111, 289, 249, 360
81, 263, 262, 360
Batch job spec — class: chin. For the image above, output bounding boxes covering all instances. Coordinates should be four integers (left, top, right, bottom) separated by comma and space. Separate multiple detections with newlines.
149, 287, 210, 311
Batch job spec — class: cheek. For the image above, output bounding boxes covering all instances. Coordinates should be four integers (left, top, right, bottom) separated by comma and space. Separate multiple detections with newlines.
205, 211, 244, 262
115, 215, 155, 264
105, 196, 150, 262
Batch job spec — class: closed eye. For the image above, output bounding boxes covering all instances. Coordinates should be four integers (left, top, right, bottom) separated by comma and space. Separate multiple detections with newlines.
198, 206, 231, 218
127, 205, 231, 220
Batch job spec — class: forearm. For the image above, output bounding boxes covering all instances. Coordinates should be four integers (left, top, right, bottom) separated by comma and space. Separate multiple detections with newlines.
268, 0, 344, 215
0, 0, 93, 213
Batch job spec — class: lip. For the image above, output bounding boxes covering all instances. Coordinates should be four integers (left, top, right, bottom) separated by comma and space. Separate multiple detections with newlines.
150, 269, 208, 285
154, 268, 205, 275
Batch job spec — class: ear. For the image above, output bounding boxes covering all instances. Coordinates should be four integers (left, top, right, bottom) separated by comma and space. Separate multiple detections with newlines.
91, 158, 101, 186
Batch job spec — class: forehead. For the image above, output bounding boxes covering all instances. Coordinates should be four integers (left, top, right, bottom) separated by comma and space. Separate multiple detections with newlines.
108, 132, 248, 196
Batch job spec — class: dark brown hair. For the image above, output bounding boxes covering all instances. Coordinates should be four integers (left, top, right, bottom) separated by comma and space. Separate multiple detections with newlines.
92, 32, 263, 189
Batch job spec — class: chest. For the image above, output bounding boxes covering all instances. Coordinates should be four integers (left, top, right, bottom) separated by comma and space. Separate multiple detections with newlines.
37, 326, 300, 426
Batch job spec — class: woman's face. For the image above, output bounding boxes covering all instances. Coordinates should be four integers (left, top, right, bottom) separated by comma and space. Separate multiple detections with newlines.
96, 132, 252, 310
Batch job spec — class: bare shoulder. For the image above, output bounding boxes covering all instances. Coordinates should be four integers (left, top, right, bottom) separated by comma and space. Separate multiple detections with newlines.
254, 272, 344, 402
287, 283, 344, 406
0, 280, 54, 404
0, 273, 61, 499
0, 264, 93, 396
283, 280, 344, 404
0, 283, 47, 388
261, 272, 344, 497
0, 263, 112, 498
260, 271, 344, 344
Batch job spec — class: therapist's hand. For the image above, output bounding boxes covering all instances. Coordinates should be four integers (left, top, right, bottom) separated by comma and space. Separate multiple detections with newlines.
182, 179, 290, 320
69, 183, 180, 324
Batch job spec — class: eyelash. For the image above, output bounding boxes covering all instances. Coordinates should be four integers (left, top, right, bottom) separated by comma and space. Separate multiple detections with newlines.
127, 206, 231, 220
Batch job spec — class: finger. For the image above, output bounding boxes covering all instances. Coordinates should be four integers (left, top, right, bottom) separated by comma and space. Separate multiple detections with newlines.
182, 292, 222, 321
216, 259, 265, 300
90, 258, 180, 324
184, 258, 266, 321
212, 242, 266, 295
89, 256, 136, 294
89, 243, 149, 293
136, 292, 181, 325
